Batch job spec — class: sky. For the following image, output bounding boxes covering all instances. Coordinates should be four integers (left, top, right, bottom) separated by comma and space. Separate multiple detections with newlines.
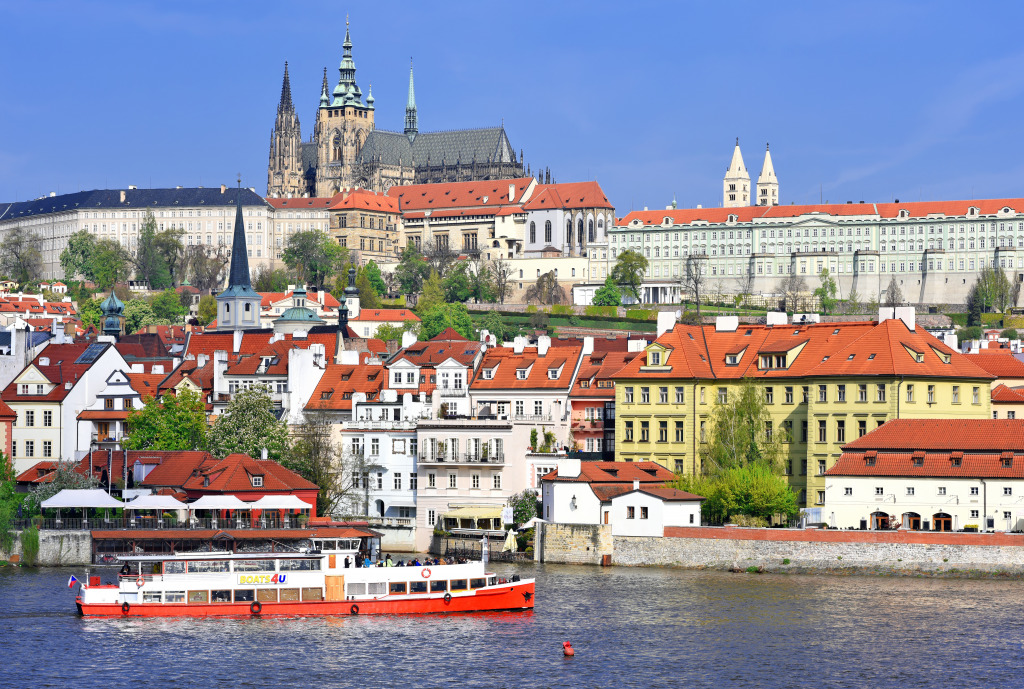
2, 0, 1024, 214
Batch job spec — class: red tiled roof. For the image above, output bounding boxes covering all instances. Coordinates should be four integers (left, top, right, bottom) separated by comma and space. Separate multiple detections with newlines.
265, 197, 334, 209
127, 372, 168, 395
471, 344, 583, 390
1, 342, 115, 403
521, 181, 613, 211
962, 353, 1024, 378
306, 363, 386, 411
328, 188, 398, 213
78, 410, 130, 420
261, 290, 339, 309
637, 486, 705, 502
0, 399, 14, 420
992, 384, 1024, 403
15, 461, 58, 484
843, 419, 1024, 452
542, 461, 676, 484
90, 526, 375, 540
572, 351, 639, 398
388, 178, 535, 212
182, 453, 317, 493
353, 309, 420, 322
134, 451, 217, 488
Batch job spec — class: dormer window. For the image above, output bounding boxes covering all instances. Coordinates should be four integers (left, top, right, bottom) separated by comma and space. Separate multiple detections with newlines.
726, 354, 739, 365
547, 368, 561, 380
482, 369, 494, 380
516, 369, 527, 380
649, 351, 661, 366
251, 475, 264, 488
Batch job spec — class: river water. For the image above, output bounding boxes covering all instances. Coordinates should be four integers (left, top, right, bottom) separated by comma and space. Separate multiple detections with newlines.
2, 561, 1021, 688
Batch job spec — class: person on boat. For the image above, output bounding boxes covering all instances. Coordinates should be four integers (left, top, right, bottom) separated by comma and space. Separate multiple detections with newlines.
385, 554, 393, 567
363, 554, 371, 567
411, 557, 421, 566
119, 562, 130, 576
343, 557, 350, 568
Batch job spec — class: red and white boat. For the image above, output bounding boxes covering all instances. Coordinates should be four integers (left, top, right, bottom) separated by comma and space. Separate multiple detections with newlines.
75, 537, 534, 617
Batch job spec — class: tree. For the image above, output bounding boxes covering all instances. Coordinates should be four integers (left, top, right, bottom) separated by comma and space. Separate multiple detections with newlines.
417, 271, 445, 314
490, 257, 514, 304
813, 267, 838, 315
967, 265, 1013, 316
124, 388, 209, 451
23, 460, 99, 516
442, 261, 473, 303
0, 228, 43, 284
421, 238, 457, 277
183, 244, 230, 294
846, 288, 861, 314
700, 381, 786, 475
394, 244, 430, 295
283, 408, 367, 517
282, 230, 349, 290
79, 297, 103, 330
90, 239, 134, 289
0, 453, 25, 551
208, 387, 290, 461
525, 270, 567, 305
150, 289, 186, 323
508, 489, 538, 525
776, 273, 807, 312
355, 267, 382, 309
122, 299, 164, 333
197, 295, 217, 325
683, 254, 708, 309
362, 260, 387, 296
133, 211, 174, 289
479, 310, 518, 342
670, 464, 798, 525
419, 303, 474, 340
468, 258, 496, 303
1001, 328, 1019, 340
611, 250, 648, 303
883, 276, 903, 308
152, 226, 186, 285
60, 230, 96, 280
592, 276, 622, 306
253, 265, 291, 293
374, 323, 403, 342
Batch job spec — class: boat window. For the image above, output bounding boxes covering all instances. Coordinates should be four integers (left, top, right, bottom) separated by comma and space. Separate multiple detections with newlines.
142, 591, 162, 603
189, 560, 230, 574
256, 589, 278, 603
188, 590, 208, 603
409, 581, 428, 594
450, 579, 468, 592
389, 582, 407, 595
234, 560, 275, 572
279, 588, 300, 601
367, 582, 386, 596
165, 591, 185, 603
470, 578, 487, 589
164, 561, 186, 574
233, 589, 255, 602
211, 590, 231, 603
279, 559, 321, 571
430, 580, 448, 593
301, 587, 323, 601
348, 582, 367, 596
487, 577, 497, 586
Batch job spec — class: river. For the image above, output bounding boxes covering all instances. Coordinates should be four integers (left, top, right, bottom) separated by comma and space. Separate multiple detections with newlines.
1, 561, 1020, 688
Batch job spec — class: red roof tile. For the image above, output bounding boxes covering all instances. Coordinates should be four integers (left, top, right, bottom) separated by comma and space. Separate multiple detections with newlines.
388, 178, 535, 212
521, 181, 614, 210
265, 197, 334, 209
472, 344, 583, 390
328, 188, 398, 213
1, 342, 116, 403
542, 461, 676, 484
182, 453, 317, 493
353, 308, 420, 322
962, 353, 1024, 378
306, 363, 386, 411
992, 384, 1024, 403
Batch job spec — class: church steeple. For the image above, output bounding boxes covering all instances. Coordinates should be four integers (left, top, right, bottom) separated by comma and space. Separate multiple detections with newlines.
216, 180, 262, 330
757, 143, 779, 206
332, 16, 363, 106
723, 137, 751, 208
404, 58, 418, 142
278, 61, 294, 115
320, 68, 329, 108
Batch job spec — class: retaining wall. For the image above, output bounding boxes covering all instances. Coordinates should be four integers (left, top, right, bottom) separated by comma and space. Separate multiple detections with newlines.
535, 523, 612, 565
2, 530, 93, 566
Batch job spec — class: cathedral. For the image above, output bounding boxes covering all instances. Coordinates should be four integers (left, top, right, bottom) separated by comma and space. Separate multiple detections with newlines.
267, 21, 526, 198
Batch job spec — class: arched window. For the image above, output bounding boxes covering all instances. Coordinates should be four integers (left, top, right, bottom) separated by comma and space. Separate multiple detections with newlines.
566, 219, 572, 244
529, 221, 536, 244
588, 219, 595, 243
545, 220, 552, 243
577, 219, 584, 246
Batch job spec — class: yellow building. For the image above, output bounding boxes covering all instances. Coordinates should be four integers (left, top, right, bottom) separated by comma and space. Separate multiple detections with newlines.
613, 311, 995, 507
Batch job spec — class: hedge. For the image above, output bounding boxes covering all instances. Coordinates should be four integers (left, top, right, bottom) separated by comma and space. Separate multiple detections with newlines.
584, 305, 618, 318
625, 308, 657, 321
550, 304, 574, 316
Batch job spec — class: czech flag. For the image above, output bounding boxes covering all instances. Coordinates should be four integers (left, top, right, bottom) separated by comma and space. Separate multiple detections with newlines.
67, 575, 78, 589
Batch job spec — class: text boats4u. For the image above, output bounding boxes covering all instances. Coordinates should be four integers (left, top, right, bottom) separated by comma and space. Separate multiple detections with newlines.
75, 538, 535, 617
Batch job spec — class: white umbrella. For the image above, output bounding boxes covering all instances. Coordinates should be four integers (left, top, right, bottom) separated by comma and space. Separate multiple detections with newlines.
126, 494, 186, 510
188, 495, 252, 511
247, 495, 311, 510
41, 489, 124, 509
502, 528, 517, 553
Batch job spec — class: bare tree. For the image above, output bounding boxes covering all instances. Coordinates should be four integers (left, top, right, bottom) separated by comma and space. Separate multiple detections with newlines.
0, 228, 44, 283
777, 273, 807, 312
422, 238, 457, 278
490, 257, 514, 304
883, 276, 904, 307
683, 254, 708, 309
182, 244, 231, 294
734, 266, 755, 307
525, 270, 567, 305
283, 408, 370, 518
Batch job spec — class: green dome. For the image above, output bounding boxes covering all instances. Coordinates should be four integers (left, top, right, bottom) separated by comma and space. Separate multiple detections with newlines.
278, 306, 325, 323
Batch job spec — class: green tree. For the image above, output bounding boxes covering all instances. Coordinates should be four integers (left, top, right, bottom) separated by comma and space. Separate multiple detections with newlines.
253, 265, 291, 293
91, 239, 133, 289
23, 460, 99, 516
469, 258, 496, 303
508, 489, 538, 525
442, 261, 473, 303
282, 230, 349, 290
197, 295, 217, 325
671, 464, 798, 525
355, 267, 382, 309
846, 288, 861, 314
79, 297, 103, 330
283, 408, 365, 517
133, 211, 174, 289
122, 299, 164, 334
967, 265, 1013, 317
419, 303, 474, 340
0, 228, 43, 284
814, 267, 838, 315
957, 325, 983, 345
0, 453, 25, 552
208, 387, 291, 461
60, 230, 96, 280
592, 276, 622, 306
150, 289, 186, 323
124, 388, 209, 451
417, 270, 445, 314
701, 381, 786, 475
394, 244, 430, 295
611, 249, 649, 302
374, 323, 403, 341
1001, 328, 1019, 340
480, 310, 518, 342
362, 260, 387, 296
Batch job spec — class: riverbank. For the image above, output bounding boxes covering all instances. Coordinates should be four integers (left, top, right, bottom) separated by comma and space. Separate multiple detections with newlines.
536, 522, 1024, 577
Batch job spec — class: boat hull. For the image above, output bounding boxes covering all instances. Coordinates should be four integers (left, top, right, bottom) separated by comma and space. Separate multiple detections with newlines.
77, 580, 535, 617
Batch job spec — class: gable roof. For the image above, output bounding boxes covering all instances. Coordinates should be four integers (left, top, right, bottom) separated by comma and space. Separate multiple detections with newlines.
183, 453, 317, 493
306, 363, 386, 411
362, 127, 517, 171
1, 342, 116, 403
522, 181, 613, 210
962, 353, 1024, 378
541, 461, 676, 484
387, 177, 534, 212
471, 344, 582, 390
991, 384, 1024, 404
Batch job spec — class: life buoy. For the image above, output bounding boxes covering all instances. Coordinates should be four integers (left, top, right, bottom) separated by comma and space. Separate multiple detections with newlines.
350, 604, 359, 615
250, 601, 262, 615
136, 576, 145, 588
443, 593, 452, 604
121, 602, 130, 615
421, 568, 431, 578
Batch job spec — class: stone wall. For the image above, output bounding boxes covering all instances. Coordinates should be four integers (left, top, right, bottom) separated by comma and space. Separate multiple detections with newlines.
2, 530, 93, 566
535, 522, 612, 565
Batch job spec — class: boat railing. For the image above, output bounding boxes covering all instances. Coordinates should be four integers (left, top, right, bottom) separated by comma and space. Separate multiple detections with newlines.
10, 515, 310, 531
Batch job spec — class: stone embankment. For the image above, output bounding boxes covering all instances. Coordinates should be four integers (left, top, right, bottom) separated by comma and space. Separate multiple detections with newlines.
2, 530, 93, 566
536, 523, 1024, 576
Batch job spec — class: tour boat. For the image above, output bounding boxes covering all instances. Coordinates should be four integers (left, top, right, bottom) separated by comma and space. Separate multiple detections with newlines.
75, 537, 535, 617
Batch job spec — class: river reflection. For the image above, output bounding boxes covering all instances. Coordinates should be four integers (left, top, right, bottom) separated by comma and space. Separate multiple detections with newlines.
2, 561, 1021, 688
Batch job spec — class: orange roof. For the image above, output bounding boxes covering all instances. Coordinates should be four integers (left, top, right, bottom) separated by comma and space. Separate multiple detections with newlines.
1, 342, 114, 403
306, 363, 386, 411
572, 351, 639, 399
265, 197, 334, 209
183, 453, 317, 493
261, 290, 339, 309
78, 410, 130, 420
328, 188, 398, 213
542, 461, 676, 484
127, 372, 168, 395
619, 206, 764, 227
615, 318, 993, 382
15, 461, 58, 484
962, 353, 1024, 379
991, 384, 1024, 404
522, 181, 613, 210
471, 344, 583, 390
353, 308, 420, 322
0, 398, 15, 420
388, 177, 534, 212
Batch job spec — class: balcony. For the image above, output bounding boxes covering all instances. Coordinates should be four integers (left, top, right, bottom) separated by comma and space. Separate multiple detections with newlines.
571, 419, 604, 430
514, 414, 552, 422
418, 452, 505, 465
437, 387, 467, 398
341, 419, 418, 431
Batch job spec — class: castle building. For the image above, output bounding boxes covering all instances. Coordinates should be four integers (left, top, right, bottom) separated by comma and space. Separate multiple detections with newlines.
266, 20, 525, 198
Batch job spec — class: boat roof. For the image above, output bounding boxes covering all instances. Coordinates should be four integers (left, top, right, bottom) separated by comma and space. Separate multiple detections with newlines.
116, 549, 349, 562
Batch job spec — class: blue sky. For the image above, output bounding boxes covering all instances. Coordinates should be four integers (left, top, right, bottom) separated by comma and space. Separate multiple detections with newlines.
2, 1, 1023, 213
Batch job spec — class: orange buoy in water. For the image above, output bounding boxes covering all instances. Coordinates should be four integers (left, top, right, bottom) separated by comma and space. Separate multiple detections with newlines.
562, 641, 574, 657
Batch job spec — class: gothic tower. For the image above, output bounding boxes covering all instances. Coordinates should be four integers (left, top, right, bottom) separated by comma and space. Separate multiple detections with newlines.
267, 62, 304, 198
314, 18, 376, 197
216, 184, 262, 331
723, 138, 750, 208
757, 143, 779, 206
404, 59, 418, 142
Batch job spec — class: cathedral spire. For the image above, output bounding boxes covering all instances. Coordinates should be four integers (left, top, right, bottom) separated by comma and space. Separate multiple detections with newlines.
217, 178, 261, 330
333, 15, 362, 106
404, 58, 418, 141
757, 143, 779, 206
320, 67, 329, 108
723, 138, 750, 208
225, 179, 255, 293
278, 61, 294, 114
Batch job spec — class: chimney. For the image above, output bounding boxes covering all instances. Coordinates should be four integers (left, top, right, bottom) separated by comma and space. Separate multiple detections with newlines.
766, 312, 787, 326
633, 480, 640, 490
39, 356, 50, 366
131, 363, 144, 373
559, 457, 581, 478
537, 335, 551, 356
151, 364, 164, 375
233, 329, 244, 354
261, 448, 268, 460
120, 190, 126, 203
196, 353, 209, 368
509, 183, 515, 201
128, 185, 137, 190
715, 316, 739, 332
220, 184, 226, 194
656, 311, 677, 337
513, 336, 526, 354
401, 331, 418, 349
582, 336, 594, 356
